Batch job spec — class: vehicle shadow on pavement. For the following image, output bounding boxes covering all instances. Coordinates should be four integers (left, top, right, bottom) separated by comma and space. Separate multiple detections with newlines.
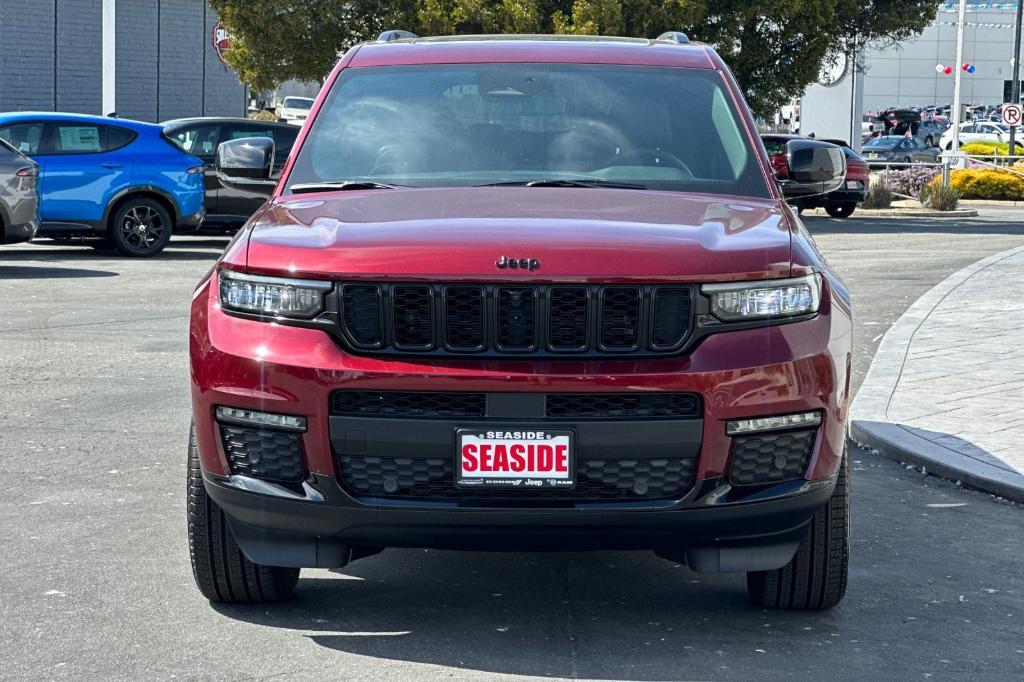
803, 216, 1024, 236
0, 264, 118, 279
211, 550, 844, 680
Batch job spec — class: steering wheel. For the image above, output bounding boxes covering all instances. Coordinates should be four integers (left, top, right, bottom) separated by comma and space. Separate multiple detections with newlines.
605, 148, 694, 175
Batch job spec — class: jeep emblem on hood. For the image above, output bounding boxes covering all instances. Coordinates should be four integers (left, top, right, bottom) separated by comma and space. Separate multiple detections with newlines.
496, 256, 540, 271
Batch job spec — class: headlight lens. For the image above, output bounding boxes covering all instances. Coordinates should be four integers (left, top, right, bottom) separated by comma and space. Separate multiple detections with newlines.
702, 273, 821, 322
219, 269, 331, 318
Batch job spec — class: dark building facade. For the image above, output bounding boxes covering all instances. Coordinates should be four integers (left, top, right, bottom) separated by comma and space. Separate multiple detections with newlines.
0, 0, 245, 121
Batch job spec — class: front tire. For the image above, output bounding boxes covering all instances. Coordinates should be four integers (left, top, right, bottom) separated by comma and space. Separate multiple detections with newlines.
747, 453, 849, 610
187, 424, 300, 603
825, 203, 856, 219
109, 197, 172, 257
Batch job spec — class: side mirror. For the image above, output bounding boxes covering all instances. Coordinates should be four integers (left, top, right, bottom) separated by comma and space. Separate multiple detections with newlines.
778, 140, 846, 198
215, 137, 275, 185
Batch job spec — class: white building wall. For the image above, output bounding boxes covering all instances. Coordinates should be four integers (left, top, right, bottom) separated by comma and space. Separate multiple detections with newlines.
862, 4, 1022, 112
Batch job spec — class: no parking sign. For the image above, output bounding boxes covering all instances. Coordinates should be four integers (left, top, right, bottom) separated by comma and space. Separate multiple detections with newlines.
1003, 103, 1022, 127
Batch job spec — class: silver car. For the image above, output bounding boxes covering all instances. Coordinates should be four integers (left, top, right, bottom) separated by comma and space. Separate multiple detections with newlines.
0, 138, 39, 244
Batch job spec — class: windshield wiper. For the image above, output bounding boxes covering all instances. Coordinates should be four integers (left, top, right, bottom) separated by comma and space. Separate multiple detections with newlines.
288, 180, 407, 194
475, 179, 648, 190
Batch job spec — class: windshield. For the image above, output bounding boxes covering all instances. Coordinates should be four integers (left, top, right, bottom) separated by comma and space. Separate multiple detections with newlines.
283, 97, 313, 110
286, 63, 770, 197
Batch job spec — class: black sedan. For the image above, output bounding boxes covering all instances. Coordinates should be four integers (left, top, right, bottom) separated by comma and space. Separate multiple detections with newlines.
861, 136, 940, 168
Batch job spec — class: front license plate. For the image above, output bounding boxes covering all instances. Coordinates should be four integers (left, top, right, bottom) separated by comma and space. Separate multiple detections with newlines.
456, 428, 575, 490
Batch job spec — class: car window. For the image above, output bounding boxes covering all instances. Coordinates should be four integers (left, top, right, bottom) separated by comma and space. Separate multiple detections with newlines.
282, 97, 313, 110
224, 125, 276, 141
0, 121, 46, 155
105, 125, 137, 151
54, 124, 103, 153
961, 124, 976, 133
271, 126, 299, 166
168, 124, 220, 158
288, 64, 770, 198
761, 138, 786, 155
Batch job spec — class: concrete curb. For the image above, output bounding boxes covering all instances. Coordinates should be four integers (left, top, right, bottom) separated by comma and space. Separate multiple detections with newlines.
804, 207, 979, 218
850, 245, 1024, 503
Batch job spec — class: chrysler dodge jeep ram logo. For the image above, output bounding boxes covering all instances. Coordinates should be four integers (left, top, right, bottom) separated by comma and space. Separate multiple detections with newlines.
496, 256, 540, 270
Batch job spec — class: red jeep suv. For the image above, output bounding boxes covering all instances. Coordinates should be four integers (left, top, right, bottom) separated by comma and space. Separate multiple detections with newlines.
188, 32, 852, 610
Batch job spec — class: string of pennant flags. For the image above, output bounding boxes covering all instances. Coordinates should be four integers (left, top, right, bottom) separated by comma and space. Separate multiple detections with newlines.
934, 21, 1015, 28
940, 2, 1020, 10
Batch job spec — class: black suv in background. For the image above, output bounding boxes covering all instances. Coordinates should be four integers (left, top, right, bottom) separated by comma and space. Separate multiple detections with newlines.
163, 118, 298, 230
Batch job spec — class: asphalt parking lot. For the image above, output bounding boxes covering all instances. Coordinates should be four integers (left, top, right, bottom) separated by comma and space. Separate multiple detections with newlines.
2, 213, 1023, 680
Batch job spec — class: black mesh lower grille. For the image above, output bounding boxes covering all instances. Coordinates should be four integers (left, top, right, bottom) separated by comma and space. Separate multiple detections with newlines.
331, 391, 487, 418
339, 454, 695, 501
729, 429, 816, 486
329, 391, 701, 420
546, 393, 701, 419
220, 425, 305, 482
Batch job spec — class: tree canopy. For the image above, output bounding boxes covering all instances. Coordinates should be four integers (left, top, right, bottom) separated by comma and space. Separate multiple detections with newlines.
209, 0, 939, 117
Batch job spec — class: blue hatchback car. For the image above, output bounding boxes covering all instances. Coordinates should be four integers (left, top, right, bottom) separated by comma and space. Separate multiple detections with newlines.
0, 112, 205, 256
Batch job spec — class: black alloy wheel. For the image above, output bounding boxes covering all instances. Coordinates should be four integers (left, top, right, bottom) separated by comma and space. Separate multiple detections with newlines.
109, 198, 172, 257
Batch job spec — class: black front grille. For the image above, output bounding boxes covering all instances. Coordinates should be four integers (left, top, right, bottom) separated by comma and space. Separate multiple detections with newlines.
729, 429, 816, 486
339, 454, 695, 502
220, 425, 305, 482
338, 283, 693, 357
332, 391, 487, 418
330, 390, 701, 420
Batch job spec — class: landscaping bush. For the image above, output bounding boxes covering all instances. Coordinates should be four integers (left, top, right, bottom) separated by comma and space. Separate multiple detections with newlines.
961, 141, 1024, 156
918, 183, 960, 211
885, 166, 941, 198
861, 182, 893, 209
929, 168, 1024, 201
248, 109, 278, 121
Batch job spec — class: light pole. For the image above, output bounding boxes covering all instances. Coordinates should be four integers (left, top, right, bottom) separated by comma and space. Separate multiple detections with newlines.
951, 0, 967, 155
1009, 0, 1023, 155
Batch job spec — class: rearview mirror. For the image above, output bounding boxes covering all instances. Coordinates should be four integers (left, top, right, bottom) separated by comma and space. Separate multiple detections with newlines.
215, 137, 275, 185
778, 140, 846, 198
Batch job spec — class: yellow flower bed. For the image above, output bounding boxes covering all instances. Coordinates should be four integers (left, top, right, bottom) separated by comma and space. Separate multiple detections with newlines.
929, 168, 1024, 200
961, 141, 1023, 156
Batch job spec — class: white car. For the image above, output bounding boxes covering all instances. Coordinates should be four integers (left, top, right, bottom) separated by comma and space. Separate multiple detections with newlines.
939, 121, 1012, 150
276, 96, 314, 126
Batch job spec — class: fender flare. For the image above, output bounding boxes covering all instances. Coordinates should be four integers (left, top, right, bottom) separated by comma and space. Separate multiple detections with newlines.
102, 185, 182, 228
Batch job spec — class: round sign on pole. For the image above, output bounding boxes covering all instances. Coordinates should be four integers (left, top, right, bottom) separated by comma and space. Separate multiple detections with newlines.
1003, 103, 1023, 127
212, 22, 231, 65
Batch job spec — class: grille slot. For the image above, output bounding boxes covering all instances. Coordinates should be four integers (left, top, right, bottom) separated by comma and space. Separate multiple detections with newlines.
546, 393, 701, 419
651, 287, 692, 349
339, 454, 695, 502
341, 284, 383, 348
332, 391, 487, 418
549, 286, 589, 350
496, 287, 537, 350
444, 286, 485, 350
729, 429, 816, 486
337, 283, 694, 357
220, 425, 305, 482
599, 286, 642, 350
392, 286, 433, 349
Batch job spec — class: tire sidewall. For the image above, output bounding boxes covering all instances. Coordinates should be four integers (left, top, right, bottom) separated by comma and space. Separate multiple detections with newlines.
109, 198, 173, 257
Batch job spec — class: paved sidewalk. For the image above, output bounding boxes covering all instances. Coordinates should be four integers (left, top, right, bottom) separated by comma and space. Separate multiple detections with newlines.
851, 245, 1024, 501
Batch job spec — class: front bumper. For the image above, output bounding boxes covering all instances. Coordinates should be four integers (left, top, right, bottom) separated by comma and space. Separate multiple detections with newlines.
190, 271, 852, 565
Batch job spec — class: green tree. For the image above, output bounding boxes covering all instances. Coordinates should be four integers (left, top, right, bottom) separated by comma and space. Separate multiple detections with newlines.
211, 0, 938, 116
208, 0, 419, 91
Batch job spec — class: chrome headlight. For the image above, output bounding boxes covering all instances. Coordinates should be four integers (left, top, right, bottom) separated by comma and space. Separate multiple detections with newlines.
702, 273, 821, 322
219, 269, 331, 318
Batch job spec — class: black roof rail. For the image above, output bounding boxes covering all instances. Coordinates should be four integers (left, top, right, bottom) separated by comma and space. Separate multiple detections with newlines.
377, 30, 418, 42
656, 31, 690, 44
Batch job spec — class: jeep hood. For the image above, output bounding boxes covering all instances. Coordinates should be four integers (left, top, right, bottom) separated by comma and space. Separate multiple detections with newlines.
243, 187, 792, 281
